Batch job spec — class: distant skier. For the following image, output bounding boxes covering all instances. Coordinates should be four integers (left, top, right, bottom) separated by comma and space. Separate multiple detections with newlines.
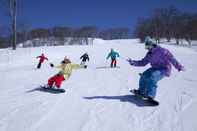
47, 56, 87, 89
127, 36, 184, 100
106, 48, 120, 68
36, 53, 48, 69
80, 52, 89, 65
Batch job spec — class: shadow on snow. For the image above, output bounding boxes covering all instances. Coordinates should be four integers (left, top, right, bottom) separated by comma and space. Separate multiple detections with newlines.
84, 95, 158, 107
26, 87, 65, 94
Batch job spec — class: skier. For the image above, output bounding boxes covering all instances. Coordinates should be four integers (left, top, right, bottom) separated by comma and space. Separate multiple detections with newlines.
47, 56, 87, 89
127, 36, 184, 101
36, 53, 48, 69
80, 52, 89, 65
106, 48, 120, 68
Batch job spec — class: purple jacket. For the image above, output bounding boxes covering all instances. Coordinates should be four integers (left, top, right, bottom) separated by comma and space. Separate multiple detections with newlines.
129, 45, 183, 76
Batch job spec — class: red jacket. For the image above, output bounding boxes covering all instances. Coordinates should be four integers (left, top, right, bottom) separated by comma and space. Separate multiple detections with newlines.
37, 54, 48, 63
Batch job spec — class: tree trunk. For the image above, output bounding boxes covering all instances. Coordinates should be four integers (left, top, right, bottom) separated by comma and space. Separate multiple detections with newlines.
167, 36, 171, 42
176, 39, 179, 45
186, 38, 191, 46
11, 0, 17, 50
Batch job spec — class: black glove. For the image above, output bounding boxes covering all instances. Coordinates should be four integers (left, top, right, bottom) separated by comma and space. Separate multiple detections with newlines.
84, 65, 87, 68
50, 63, 54, 67
127, 58, 134, 65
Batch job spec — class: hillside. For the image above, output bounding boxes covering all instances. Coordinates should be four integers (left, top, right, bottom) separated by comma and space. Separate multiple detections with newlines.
0, 39, 197, 131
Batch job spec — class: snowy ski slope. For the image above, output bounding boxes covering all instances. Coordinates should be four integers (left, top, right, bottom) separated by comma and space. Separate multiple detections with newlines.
0, 39, 197, 131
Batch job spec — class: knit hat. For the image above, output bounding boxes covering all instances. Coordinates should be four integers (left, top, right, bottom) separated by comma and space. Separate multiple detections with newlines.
64, 58, 71, 64
61, 56, 71, 64
144, 36, 155, 49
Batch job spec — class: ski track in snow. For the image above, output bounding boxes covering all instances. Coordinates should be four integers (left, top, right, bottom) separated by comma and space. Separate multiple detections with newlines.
0, 39, 197, 131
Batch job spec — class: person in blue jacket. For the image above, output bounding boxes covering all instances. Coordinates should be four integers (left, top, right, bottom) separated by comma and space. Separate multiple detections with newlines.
106, 48, 120, 68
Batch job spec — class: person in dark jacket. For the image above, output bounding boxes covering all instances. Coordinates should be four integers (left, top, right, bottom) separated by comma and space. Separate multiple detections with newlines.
36, 53, 48, 69
80, 52, 89, 65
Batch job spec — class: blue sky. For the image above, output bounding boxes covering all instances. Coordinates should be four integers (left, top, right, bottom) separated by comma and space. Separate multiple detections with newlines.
0, 0, 197, 31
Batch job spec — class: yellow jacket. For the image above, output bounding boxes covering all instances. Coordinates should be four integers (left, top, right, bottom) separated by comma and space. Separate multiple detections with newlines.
55, 63, 82, 80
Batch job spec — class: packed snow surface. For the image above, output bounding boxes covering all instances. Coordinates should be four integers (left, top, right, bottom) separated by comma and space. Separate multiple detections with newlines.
0, 39, 197, 131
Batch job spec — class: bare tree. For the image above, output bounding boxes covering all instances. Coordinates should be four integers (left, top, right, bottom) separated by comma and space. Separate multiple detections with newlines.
79, 26, 98, 45
11, 0, 17, 49
52, 26, 73, 45
29, 28, 51, 39
133, 6, 197, 46
133, 17, 153, 42
17, 22, 31, 46
181, 13, 197, 45
29, 28, 51, 46
99, 27, 130, 40
0, 36, 8, 48
0, 25, 9, 48
71, 26, 98, 45
0, 0, 17, 50
162, 6, 179, 42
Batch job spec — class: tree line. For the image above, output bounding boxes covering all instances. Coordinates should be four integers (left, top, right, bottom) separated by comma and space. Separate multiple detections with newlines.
0, 26, 131, 48
134, 6, 197, 45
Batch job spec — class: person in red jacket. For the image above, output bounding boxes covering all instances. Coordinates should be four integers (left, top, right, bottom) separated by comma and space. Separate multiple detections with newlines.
36, 53, 48, 69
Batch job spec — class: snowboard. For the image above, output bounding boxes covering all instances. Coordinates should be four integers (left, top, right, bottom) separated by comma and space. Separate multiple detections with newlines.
130, 89, 159, 106
40, 85, 65, 93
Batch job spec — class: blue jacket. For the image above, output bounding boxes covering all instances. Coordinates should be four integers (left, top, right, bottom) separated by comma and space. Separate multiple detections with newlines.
107, 50, 120, 60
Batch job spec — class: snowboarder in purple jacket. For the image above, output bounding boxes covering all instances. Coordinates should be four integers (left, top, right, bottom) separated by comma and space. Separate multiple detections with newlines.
127, 36, 184, 100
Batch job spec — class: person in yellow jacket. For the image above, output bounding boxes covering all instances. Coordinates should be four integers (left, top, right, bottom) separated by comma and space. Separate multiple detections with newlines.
47, 56, 87, 88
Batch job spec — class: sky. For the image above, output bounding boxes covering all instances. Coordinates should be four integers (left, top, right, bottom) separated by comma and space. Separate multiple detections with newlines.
0, 0, 197, 32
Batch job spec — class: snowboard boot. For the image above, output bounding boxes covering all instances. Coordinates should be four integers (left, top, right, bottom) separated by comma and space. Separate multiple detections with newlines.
147, 96, 153, 100
53, 85, 61, 89
146, 96, 155, 101
133, 89, 144, 96
146, 96, 159, 105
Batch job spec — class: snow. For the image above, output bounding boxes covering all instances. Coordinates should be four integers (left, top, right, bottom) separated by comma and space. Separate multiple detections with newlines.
0, 39, 197, 131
